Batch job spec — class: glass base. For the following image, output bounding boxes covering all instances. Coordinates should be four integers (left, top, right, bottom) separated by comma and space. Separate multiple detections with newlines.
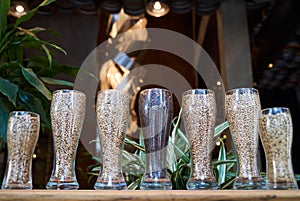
266, 182, 298, 190
187, 179, 218, 190
1, 182, 32, 190
94, 180, 127, 190
233, 177, 264, 190
140, 178, 172, 190
46, 180, 79, 190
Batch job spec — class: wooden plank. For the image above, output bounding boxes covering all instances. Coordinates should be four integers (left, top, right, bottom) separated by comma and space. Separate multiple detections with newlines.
197, 15, 210, 46
0, 190, 299, 201
217, 0, 253, 90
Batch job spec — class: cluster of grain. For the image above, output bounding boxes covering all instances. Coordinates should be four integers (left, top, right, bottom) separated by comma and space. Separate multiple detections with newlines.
182, 91, 216, 183
95, 90, 130, 189
225, 90, 261, 179
3, 112, 39, 188
50, 90, 86, 181
259, 111, 297, 185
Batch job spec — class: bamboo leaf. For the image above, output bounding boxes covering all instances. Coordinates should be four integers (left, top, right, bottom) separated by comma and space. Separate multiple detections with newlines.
169, 141, 190, 163
167, 137, 178, 172
139, 130, 146, 163
0, 61, 20, 71
40, 77, 74, 87
0, 77, 18, 106
172, 109, 189, 145
22, 34, 66, 55
21, 67, 52, 100
122, 150, 145, 172
91, 166, 101, 172
19, 32, 66, 55
0, 0, 9, 40
41, 44, 52, 68
124, 137, 145, 152
214, 121, 229, 139
18, 90, 49, 129
27, 56, 78, 77
217, 141, 227, 185
15, 0, 56, 26
0, 97, 13, 142
212, 160, 237, 166
91, 156, 101, 164
0, 28, 16, 55
28, 27, 46, 33
126, 179, 141, 190
5, 41, 23, 64
220, 176, 236, 189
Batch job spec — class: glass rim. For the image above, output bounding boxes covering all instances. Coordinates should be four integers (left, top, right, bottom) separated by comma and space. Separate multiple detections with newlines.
9, 111, 40, 118
53, 89, 85, 96
140, 88, 172, 95
97, 89, 130, 97
226, 87, 258, 95
182, 88, 215, 96
261, 107, 290, 115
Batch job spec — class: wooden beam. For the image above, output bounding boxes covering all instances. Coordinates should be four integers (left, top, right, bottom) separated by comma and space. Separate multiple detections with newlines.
0, 190, 300, 201
197, 15, 210, 46
217, 0, 253, 90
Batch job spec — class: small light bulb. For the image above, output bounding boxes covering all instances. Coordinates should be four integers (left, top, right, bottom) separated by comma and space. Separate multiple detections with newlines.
268, 63, 273, 68
153, 1, 162, 10
16, 5, 25, 13
33, 154, 37, 159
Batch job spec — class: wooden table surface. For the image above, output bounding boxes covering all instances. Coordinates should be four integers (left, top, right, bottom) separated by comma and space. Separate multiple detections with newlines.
0, 190, 299, 201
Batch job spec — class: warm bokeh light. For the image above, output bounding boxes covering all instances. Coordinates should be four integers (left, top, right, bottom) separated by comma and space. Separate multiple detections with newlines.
153, 1, 162, 10
268, 63, 273, 68
15, 5, 25, 13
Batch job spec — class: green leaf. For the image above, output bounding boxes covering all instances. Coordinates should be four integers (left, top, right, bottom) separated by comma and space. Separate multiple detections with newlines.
0, 61, 20, 71
40, 77, 74, 87
0, 77, 18, 106
0, 97, 13, 142
41, 44, 52, 68
217, 141, 227, 185
28, 27, 47, 34
21, 67, 52, 100
126, 179, 141, 190
138, 130, 146, 163
124, 137, 145, 152
220, 176, 236, 189
212, 160, 236, 166
169, 141, 190, 164
172, 109, 189, 145
20, 33, 66, 55
27, 56, 78, 77
6, 41, 23, 64
18, 32, 66, 56
122, 150, 145, 173
15, 0, 56, 26
90, 156, 101, 164
0, 0, 10, 40
214, 121, 229, 139
18, 90, 49, 129
170, 163, 190, 190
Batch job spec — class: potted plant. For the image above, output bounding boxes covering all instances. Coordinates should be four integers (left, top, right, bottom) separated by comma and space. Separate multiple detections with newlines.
0, 0, 79, 151
0, 0, 80, 186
